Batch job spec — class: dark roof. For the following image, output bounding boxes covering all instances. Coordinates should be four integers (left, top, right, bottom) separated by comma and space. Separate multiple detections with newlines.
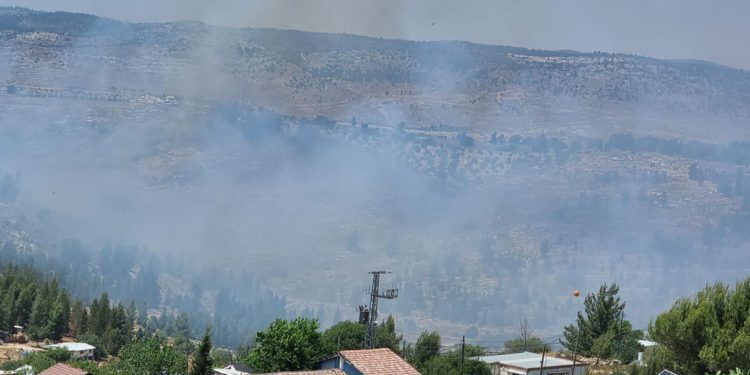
39, 363, 91, 375
339, 348, 421, 375
658, 370, 679, 375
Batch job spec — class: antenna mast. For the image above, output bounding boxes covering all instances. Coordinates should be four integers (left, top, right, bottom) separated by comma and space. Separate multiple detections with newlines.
359, 271, 398, 349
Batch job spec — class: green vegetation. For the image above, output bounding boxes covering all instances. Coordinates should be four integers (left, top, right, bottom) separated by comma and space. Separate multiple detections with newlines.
6, 258, 750, 375
0, 348, 69, 373
650, 277, 750, 374
412, 331, 441, 369
320, 320, 365, 353
1, 265, 157, 358
190, 327, 214, 375
561, 283, 642, 362
403, 331, 491, 375
101, 338, 187, 375
244, 317, 323, 372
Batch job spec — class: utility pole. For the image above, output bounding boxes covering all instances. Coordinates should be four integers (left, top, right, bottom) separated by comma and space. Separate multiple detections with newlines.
615, 310, 624, 359
539, 346, 547, 375
570, 332, 580, 375
359, 271, 398, 349
460, 335, 465, 372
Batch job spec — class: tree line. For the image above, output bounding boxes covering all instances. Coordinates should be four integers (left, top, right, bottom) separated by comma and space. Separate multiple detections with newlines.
4, 264, 750, 375
243, 315, 492, 375
0, 234, 286, 348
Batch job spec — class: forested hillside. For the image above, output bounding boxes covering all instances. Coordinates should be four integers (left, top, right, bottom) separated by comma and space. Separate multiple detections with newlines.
0, 229, 286, 347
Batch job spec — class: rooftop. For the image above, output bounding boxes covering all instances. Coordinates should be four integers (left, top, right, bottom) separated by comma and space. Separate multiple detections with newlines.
338, 348, 421, 375
475, 352, 585, 370
213, 363, 255, 375
264, 371, 344, 375
43, 342, 96, 351
39, 363, 90, 375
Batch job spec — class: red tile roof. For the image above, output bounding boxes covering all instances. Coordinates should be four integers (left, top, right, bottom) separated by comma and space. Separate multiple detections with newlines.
339, 348, 421, 375
39, 363, 91, 375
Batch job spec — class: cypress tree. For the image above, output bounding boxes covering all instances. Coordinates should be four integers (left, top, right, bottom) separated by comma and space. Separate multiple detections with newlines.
191, 327, 213, 375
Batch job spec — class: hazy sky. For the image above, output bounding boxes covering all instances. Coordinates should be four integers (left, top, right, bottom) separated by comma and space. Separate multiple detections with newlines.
1, 0, 749, 69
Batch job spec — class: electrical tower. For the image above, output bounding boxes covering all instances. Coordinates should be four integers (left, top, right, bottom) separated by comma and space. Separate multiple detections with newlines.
358, 271, 398, 349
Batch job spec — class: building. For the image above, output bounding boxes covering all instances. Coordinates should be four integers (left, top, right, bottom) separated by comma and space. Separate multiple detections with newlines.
317, 348, 421, 375
264, 371, 344, 375
213, 363, 255, 375
42, 343, 96, 360
226, 348, 419, 375
475, 352, 587, 375
39, 363, 91, 375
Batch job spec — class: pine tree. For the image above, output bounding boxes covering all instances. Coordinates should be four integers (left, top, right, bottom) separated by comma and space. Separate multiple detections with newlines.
70, 299, 85, 335
191, 327, 213, 375
375, 315, 403, 353
28, 282, 51, 341
560, 283, 640, 361
47, 299, 66, 341
173, 312, 194, 356
126, 300, 138, 328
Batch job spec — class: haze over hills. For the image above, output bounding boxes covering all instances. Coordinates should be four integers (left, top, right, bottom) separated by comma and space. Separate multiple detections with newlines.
1, 6, 750, 346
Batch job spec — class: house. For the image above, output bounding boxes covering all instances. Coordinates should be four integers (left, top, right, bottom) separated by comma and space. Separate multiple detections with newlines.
39, 363, 91, 375
316, 348, 421, 375
213, 363, 255, 375
657, 370, 678, 375
42, 343, 96, 360
475, 352, 587, 375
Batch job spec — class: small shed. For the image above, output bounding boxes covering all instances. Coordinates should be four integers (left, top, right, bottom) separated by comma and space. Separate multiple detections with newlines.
42, 342, 96, 360
475, 352, 587, 375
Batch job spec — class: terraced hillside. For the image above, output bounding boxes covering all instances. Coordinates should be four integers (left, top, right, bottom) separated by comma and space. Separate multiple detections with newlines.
1, 7, 750, 344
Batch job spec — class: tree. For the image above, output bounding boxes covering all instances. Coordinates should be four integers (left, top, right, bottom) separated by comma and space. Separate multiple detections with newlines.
28, 282, 51, 342
413, 331, 441, 370
321, 321, 365, 355
420, 346, 491, 375
246, 318, 322, 372
561, 283, 640, 362
375, 315, 403, 353
104, 338, 187, 375
519, 317, 533, 346
190, 327, 213, 375
650, 278, 750, 375
173, 312, 194, 356
70, 299, 86, 336
47, 298, 67, 341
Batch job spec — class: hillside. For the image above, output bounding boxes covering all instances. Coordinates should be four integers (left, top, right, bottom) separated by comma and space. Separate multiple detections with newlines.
1, 6, 749, 345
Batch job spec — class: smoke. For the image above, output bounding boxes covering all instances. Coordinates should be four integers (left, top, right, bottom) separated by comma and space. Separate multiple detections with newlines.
1, 5, 750, 346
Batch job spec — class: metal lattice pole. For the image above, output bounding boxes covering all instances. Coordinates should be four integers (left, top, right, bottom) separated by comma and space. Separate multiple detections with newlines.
362, 271, 398, 349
